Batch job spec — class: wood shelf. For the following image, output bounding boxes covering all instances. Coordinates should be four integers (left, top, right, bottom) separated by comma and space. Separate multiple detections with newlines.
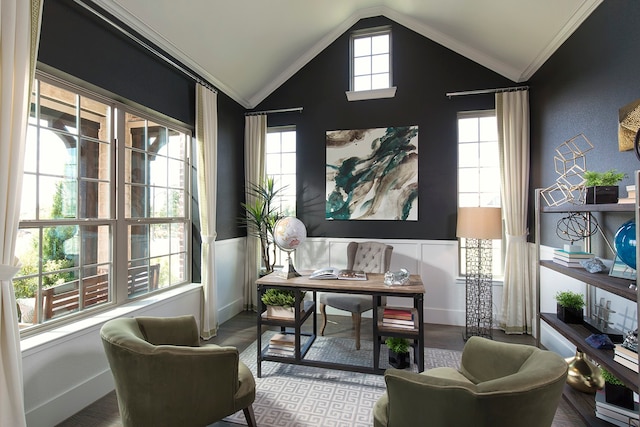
540, 313, 638, 393
540, 260, 637, 301
536, 184, 639, 426
259, 300, 315, 326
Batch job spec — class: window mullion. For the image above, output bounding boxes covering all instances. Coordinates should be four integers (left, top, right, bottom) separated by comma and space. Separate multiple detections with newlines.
114, 107, 128, 303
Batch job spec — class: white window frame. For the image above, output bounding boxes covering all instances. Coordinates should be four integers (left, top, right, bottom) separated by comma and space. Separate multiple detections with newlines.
457, 110, 503, 278
15, 71, 192, 334
346, 26, 397, 101
266, 126, 296, 267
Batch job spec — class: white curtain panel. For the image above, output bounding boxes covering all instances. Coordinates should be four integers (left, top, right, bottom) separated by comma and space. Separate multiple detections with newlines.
497, 90, 532, 334
0, 0, 42, 426
196, 85, 218, 339
243, 114, 266, 311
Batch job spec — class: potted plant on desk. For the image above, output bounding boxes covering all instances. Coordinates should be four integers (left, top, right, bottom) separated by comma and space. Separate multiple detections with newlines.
386, 337, 410, 369
261, 289, 305, 319
555, 290, 585, 324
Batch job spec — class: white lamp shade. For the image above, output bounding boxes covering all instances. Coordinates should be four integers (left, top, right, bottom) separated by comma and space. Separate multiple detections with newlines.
456, 207, 502, 239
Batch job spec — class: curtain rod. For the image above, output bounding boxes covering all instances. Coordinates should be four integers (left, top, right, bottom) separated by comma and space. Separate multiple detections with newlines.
73, 0, 217, 93
245, 107, 303, 116
445, 85, 529, 98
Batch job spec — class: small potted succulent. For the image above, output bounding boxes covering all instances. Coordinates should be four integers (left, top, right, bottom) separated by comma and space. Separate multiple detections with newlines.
385, 337, 411, 369
583, 169, 626, 204
601, 367, 635, 409
555, 291, 585, 324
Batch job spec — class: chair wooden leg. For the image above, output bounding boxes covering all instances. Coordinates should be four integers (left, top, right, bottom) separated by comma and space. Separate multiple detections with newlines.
320, 303, 328, 336
353, 312, 361, 350
243, 405, 257, 427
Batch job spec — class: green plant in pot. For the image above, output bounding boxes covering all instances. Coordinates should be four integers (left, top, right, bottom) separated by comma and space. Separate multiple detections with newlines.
385, 337, 411, 369
261, 289, 303, 308
583, 169, 627, 204
240, 177, 285, 274
261, 289, 306, 319
555, 291, 585, 324
601, 367, 635, 409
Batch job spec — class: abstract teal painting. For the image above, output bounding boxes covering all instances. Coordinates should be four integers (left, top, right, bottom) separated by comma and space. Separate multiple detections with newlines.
325, 126, 418, 220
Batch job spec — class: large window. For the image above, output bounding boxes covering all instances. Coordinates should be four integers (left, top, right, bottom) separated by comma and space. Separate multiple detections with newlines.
350, 27, 391, 92
266, 126, 296, 266
457, 111, 503, 276
14, 73, 191, 330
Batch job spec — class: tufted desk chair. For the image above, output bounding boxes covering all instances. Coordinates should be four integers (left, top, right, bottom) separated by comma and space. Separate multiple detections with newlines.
319, 241, 393, 350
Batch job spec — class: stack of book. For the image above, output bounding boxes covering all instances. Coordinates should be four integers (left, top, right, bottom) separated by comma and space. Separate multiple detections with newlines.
267, 333, 295, 357
382, 307, 415, 330
552, 249, 594, 267
595, 389, 639, 426
614, 344, 639, 373
619, 185, 636, 204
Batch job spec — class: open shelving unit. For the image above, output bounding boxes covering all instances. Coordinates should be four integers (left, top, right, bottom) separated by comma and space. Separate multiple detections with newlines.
535, 176, 639, 426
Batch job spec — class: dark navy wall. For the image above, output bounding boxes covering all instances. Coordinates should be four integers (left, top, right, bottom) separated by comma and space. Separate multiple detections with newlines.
530, 1, 640, 246
37, 0, 246, 284
257, 16, 513, 239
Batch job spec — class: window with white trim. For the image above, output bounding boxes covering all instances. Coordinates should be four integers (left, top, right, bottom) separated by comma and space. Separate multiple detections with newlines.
457, 110, 503, 276
346, 27, 396, 101
266, 126, 296, 266
14, 72, 191, 331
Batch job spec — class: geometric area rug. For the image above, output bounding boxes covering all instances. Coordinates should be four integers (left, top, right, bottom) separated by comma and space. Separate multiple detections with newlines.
223, 331, 461, 427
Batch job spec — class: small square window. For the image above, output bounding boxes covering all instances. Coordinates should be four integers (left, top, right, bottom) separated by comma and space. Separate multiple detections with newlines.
347, 26, 396, 101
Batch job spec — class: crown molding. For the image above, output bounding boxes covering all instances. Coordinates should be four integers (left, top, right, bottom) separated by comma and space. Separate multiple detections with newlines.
519, 0, 602, 81
87, 0, 252, 107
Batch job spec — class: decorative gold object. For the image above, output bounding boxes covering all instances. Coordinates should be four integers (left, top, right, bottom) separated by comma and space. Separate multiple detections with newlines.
618, 99, 640, 152
565, 350, 604, 393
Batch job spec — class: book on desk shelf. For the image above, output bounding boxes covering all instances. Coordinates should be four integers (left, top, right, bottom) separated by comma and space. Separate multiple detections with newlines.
267, 333, 295, 356
381, 307, 415, 329
383, 308, 413, 320
309, 268, 367, 280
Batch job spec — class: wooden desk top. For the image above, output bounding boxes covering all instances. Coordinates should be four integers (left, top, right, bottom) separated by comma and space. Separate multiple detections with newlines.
256, 272, 425, 296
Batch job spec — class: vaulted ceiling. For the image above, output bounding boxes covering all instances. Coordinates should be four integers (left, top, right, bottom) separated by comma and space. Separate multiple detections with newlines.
91, 0, 602, 108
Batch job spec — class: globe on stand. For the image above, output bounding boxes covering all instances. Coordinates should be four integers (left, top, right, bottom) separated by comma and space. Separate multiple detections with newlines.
273, 217, 307, 279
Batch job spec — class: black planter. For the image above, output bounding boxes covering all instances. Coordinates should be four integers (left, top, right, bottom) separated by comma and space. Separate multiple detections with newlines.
586, 186, 619, 204
605, 382, 635, 409
389, 350, 410, 369
557, 304, 584, 324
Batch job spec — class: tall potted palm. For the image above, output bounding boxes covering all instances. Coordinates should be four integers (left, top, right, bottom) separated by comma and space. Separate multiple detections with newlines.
241, 177, 285, 274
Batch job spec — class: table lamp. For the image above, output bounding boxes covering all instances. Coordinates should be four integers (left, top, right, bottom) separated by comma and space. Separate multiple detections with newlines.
457, 206, 502, 340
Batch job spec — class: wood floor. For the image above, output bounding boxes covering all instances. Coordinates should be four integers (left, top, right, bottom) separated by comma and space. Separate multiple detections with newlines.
55, 311, 584, 426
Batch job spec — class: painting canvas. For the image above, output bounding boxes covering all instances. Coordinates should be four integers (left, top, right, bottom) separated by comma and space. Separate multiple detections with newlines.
325, 126, 418, 221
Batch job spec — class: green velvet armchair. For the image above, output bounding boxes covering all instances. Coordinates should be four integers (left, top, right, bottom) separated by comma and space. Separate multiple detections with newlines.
100, 315, 256, 427
373, 336, 568, 427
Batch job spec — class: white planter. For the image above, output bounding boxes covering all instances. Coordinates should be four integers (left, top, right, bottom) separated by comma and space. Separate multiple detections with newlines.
266, 305, 301, 319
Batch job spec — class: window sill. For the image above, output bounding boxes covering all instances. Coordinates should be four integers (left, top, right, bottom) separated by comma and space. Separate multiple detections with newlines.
20, 282, 202, 355
345, 87, 397, 101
